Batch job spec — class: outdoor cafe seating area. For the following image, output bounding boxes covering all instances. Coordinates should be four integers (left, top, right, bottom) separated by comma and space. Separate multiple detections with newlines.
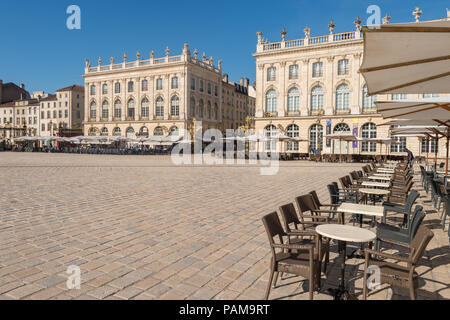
261, 160, 448, 300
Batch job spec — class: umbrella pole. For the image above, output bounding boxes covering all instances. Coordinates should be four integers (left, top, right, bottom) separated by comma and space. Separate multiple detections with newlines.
446, 135, 449, 176
435, 134, 439, 172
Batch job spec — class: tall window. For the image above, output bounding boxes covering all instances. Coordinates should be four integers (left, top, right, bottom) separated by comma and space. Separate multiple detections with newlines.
421, 139, 438, 153
264, 125, 277, 151
101, 127, 109, 136
127, 99, 135, 118
287, 88, 300, 112
114, 99, 122, 118
267, 67, 276, 81
89, 101, 97, 119
190, 78, 195, 90
265, 90, 277, 113
128, 81, 134, 92
286, 124, 299, 151
198, 99, 204, 118
390, 126, 407, 153
207, 101, 212, 119
309, 124, 323, 152
190, 97, 196, 118
156, 78, 163, 90
102, 84, 108, 95
337, 59, 349, 75
171, 77, 178, 89
90, 85, 96, 96
361, 123, 377, 152
336, 84, 350, 111
141, 80, 148, 91
207, 83, 212, 95
215, 103, 219, 120
155, 97, 164, 117
115, 82, 121, 93
311, 86, 324, 111
362, 85, 377, 111
113, 127, 121, 136
141, 98, 149, 118
392, 94, 408, 100
199, 80, 204, 92
289, 65, 299, 80
171, 96, 179, 116
101, 101, 109, 119
312, 62, 323, 77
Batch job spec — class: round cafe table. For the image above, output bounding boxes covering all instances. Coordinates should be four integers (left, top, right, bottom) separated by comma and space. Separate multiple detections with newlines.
316, 224, 376, 300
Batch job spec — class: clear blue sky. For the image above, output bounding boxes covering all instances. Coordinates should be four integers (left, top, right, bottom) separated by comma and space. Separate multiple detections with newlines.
0, 0, 448, 94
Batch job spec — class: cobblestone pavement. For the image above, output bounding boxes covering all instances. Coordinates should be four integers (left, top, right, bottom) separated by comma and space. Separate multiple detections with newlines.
0, 153, 448, 300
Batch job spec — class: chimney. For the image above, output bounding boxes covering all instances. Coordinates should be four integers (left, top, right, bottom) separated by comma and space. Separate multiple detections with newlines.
20, 83, 25, 89
223, 74, 229, 83
253, 81, 256, 88
244, 78, 250, 88
240, 77, 244, 86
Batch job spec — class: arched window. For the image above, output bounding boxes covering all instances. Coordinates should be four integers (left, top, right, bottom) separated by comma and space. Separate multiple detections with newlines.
171, 96, 179, 116
265, 90, 277, 113
198, 99, 204, 118
286, 124, 300, 151
287, 88, 300, 112
311, 86, 324, 111
334, 123, 351, 133
101, 101, 109, 119
101, 127, 108, 136
361, 123, 377, 152
390, 125, 407, 153
309, 124, 323, 152
113, 127, 121, 136
139, 126, 149, 138
154, 127, 164, 136
362, 85, 377, 111
89, 101, 97, 119
114, 82, 121, 94
88, 128, 97, 136
155, 97, 164, 117
102, 84, 108, 95
190, 97, 196, 118
169, 126, 179, 136
207, 101, 212, 119
126, 127, 135, 138
127, 99, 135, 118
264, 125, 277, 151
114, 99, 122, 119
141, 98, 149, 118
336, 84, 350, 111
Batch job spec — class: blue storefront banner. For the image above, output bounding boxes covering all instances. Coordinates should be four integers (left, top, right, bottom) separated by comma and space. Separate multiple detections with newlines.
326, 120, 332, 148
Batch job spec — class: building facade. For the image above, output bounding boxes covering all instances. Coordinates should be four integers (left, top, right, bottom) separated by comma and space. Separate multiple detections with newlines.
39, 85, 84, 137
253, 10, 450, 158
82, 44, 254, 138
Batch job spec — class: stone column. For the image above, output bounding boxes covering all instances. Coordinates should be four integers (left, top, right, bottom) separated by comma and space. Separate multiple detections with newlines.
149, 76, 155, 120
164, 75, 170, 120
135, 77, 140, 121
325, 57, 334, 116
109, 80, 114, 121
121, 79, 127, 121
96, 81, 101, 122
300, 59, 309, 116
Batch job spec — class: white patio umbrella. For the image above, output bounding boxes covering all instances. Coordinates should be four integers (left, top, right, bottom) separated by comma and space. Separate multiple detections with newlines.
360, 20, 450, 95
325, 133, 357, 161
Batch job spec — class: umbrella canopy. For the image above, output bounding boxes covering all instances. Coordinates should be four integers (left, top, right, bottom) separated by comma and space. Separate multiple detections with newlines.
325, 133, 357, 142
360, 20, 450, 95
375, 97, 450, 125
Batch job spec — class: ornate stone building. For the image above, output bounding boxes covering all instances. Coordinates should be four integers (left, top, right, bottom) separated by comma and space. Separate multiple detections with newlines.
82, 44, 254, 138
253, 10, 450, 158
